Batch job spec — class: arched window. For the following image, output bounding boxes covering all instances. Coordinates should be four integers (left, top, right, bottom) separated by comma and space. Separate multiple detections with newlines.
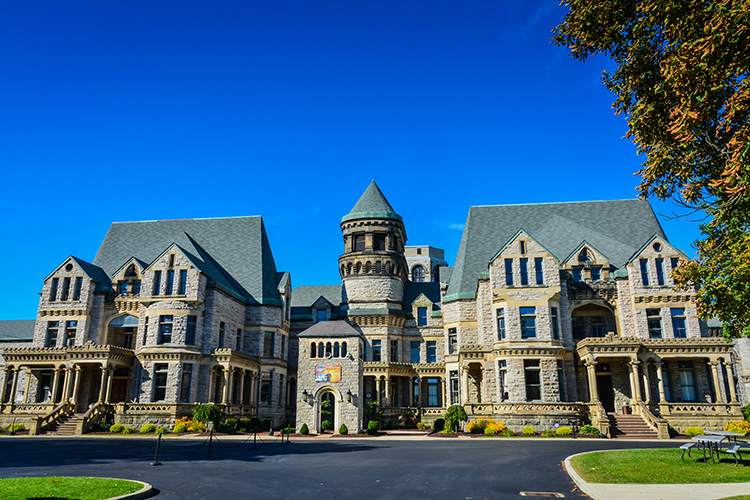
347, 263, 352, 275
340, 265, 346, 277
375, 261, 382, 274
326, 342, 332, 357
385, 262, 392, 275
310, 342, 316, 358
318, 343, 325, 358
341, 342, 348, 358
125, 264, 137, 277
354, 262, 361, 274
412, 265, 425, 283
333, 342, 340, 357
365, 261, 372, 274
578, 248, 591, 262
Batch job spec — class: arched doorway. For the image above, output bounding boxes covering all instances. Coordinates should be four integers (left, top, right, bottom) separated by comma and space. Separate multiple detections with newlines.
320, 391, 335, 431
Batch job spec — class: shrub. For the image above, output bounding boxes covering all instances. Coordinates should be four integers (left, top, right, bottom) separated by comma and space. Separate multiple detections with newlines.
366, 420, 380, 435
0, 425, 3, 433
433, 418, 445, 433
484, 426, 497, 436
385, 420, 394, 430
444, 405, 468, 432
155, 427, 169, 435
522, 426, 536, 436
417, 422, 431, 430
321, 420, 333, 432
9, 423, 26, 432
139, 424, 156, 434
339, 424, 348, 435
173, 423, 187, 433
685, 426, 705, 437
173, 416, 205, 432
502, 428, 515, 437
122, 427, 135, 435
556, 426, 573, 437
580, 424, 600, 435
224, 418, 237, 430
467, 418, 506, 435
743, 403, 750, 422
239, 418, 252, 432
541, 430, 556, 438
110, 423, 125, 433
725, 421, 750, 436
438, 429, 454, 434
300, 423, 309, 435
193, 404, 222, 426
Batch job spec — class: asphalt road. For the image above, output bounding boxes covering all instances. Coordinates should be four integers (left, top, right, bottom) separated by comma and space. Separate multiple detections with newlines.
0, 435, 677, 499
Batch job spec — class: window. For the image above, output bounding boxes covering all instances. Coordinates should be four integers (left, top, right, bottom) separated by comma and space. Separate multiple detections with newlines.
236, 328, 243, 351
166, 270, 175, 295
535, 258, 544, 284
61, 277, 70, 301
281, 335, 286, 358
678, 362, 696, 401
263, 332, 274, 357
426, 378, 440, 406
655, 258, 665, 285
662, 368, 672, 401
65, 321, 77, 347
591, 316, 606, 337
390, 340, 398, 362
45, 321, 59, 347
122, 327, 133, 349
519, 258, 528, 285
143, 316, 149, 345
498, 360, 508, 401
417, 307, 428, 326
412, 265, 425, 283
448, 328, 457, 354
591, 266, 602, 281
317, 342, 325, 358
178, 270, 187, 295
410, 341, 420, 363
49, 278, 58, 301
572, 317, 584, 339
572, 267, 583, 282
158, 316, 173, 344
316, 309, 327, 323
504, 259, 513, 286
353, 234, 366, 252
373, 233, 386, 251
133, 281, 141, 294
218, 322, 225, 348
671, 258, 680, 274
524, 360, 542, 401
180, 364, 192, 402
341, 341, 347, 358
333, 341, 340, 357
640, 259, 650, 286
169, 254, 175, 267
153, 271, 162, 295
449, 370, 459, 404
310, 342, 316, 358
118, 282, 129, 295
578, 248, 590, 262
426, 341, 436, 363
496, 308, 506, 340
557, 360, 567, 401
153, 363, 168, 401
671, 308, 687, 338
372, 340, 381, 362
72, 277, 83, 300
260, 379, 271, 405
551, 307, 560, 340
520, 307, 536, 339
186, 316, 196, 345
647, 309, 662, 338
519, 240, 526, 254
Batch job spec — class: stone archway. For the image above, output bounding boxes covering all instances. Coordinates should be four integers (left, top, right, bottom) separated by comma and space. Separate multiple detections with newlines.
319, 391, 335, 432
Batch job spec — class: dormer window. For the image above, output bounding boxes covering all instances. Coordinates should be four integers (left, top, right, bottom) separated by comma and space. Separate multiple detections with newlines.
578, 248, 590, 262
417, 307, 428, 326
316, 309, 328, 323
118, 282, 129, 295
520, 240, 526, 255
591, 266, 602, 281
412, 265, 425, 283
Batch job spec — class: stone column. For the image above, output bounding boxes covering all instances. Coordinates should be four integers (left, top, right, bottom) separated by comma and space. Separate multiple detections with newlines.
709, 360, 724, 403
51, 368, 62, 404
208, 369, 216, 403
375, 377, 381, 404
71, 366, 82, 404
629, 360, 642, 403
22, 368, 32, 404
1, 367, 10, 403
585, 360, 599, 402
461, 367, 469, 405
61, 367, 71, 402
239, 370, 246, 406
221, 367, 230, 405
104, 368, 114, 404
384, 377, 391, 407
9, 368, 20, 405
641, 362, 651, 404
98, 366, 108, 403
725, 361, 738, 403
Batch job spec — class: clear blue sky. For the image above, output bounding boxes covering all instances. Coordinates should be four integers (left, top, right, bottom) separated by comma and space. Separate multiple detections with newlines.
0, 1, 701, 320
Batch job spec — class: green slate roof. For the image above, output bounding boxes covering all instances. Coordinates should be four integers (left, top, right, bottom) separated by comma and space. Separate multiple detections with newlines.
446, 199, 667, 299
93, 216, 283, 305
341, 180, 402, 223
291, 285, 343, 307
0, 320, 35, 341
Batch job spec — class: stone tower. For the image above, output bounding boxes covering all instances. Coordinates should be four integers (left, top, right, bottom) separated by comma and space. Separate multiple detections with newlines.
339, 180, 407, 311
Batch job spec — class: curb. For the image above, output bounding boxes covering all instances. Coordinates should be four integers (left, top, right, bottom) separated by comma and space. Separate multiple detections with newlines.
107, 479, 152, 500
564, 450, 605, 500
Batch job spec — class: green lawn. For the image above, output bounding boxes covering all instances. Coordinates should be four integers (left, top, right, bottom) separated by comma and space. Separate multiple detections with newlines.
717, 496, 750, 500
0, 476, 143, 500
570, 449, 750, 484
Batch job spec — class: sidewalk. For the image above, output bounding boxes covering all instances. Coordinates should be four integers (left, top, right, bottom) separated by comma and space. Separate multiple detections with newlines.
565, 451, 750, 500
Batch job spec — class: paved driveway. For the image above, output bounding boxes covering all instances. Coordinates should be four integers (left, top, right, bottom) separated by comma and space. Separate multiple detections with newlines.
0, 436, 676, 499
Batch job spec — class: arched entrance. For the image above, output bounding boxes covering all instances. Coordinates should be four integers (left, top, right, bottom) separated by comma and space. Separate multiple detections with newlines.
320, 391, 335, 432
570, 303, 616, 341
107, 314, 139, 348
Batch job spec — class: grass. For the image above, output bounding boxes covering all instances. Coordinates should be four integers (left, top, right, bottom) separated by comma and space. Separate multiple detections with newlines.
717, 497, 750, 500
570, 449, 750, 484
0, 476, 143, 500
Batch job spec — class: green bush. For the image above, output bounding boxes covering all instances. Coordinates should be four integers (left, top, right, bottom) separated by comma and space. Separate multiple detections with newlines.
556, 426, 573, 436
385, 420, 394, 430
522, 426, 536, 436
173, 423, 188, 433
541, 430, 556, 438
580, 424, 600, 435
503, 428, 515, 437
484, 426, 497, 436
743, 403, 750, 422
433, 418, 445, 432
110, 423, 125, 433
438, 429, 454, 434
122, 427, 135, 435
155, 426, 169, 435
0, 425, 4, 433
321, 420, 333, 432
9, 423, 26, 432
192, 404, 222, 425
139, 423, 156, 434
339, 424, 348, 435
685, 426, 705, 437
300, 423, 309, 435
224, 418, 237, 430
366, 420, 380, 435
444, 405, 468, 432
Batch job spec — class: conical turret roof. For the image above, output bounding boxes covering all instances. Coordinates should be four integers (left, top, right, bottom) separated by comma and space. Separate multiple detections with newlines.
342, 180, 402, 222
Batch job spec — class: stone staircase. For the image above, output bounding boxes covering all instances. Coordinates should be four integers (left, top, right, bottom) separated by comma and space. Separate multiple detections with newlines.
607, 413, 659, 439
43, 413, 84, 436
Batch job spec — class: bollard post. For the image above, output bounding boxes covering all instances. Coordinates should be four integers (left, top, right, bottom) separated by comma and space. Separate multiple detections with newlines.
252, 431, 257, 450
208, 428, 214, 457
150, 432, 163, 466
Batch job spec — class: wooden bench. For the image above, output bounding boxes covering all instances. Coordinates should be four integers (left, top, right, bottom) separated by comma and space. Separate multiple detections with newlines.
680, 442, 696, 461
726, 444, 742, 467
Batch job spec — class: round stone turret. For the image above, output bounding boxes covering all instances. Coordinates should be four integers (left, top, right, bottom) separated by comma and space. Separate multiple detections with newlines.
339, 181, 407, 310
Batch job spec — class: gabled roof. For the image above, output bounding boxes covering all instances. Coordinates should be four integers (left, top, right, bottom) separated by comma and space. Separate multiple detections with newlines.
112, 256, 149, 277
341, 180, 402, 223
298, 320, 364, 339
560, 240, 610, 266
0, 320, 35, 341
624, 233, 689, 264
446, 199, 666, 299
291, 285, 343, 308
488, 229, 559, 264
93, 216, 283, 305
403, 281, 441, 308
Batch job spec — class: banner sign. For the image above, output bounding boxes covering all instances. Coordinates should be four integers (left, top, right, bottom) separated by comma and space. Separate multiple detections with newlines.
315, 364, 342, 383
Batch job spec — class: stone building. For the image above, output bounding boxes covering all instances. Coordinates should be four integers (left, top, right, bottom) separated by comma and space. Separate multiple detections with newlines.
1, 180, 748, 437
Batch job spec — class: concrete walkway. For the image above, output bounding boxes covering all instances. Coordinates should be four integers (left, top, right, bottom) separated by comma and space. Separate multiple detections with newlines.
565, 450, 750, 500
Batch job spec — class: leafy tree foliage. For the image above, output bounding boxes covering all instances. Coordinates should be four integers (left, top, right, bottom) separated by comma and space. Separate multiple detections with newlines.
444, 405, 468, 432
192, 404, 222, 425
553, 0, 750, 336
